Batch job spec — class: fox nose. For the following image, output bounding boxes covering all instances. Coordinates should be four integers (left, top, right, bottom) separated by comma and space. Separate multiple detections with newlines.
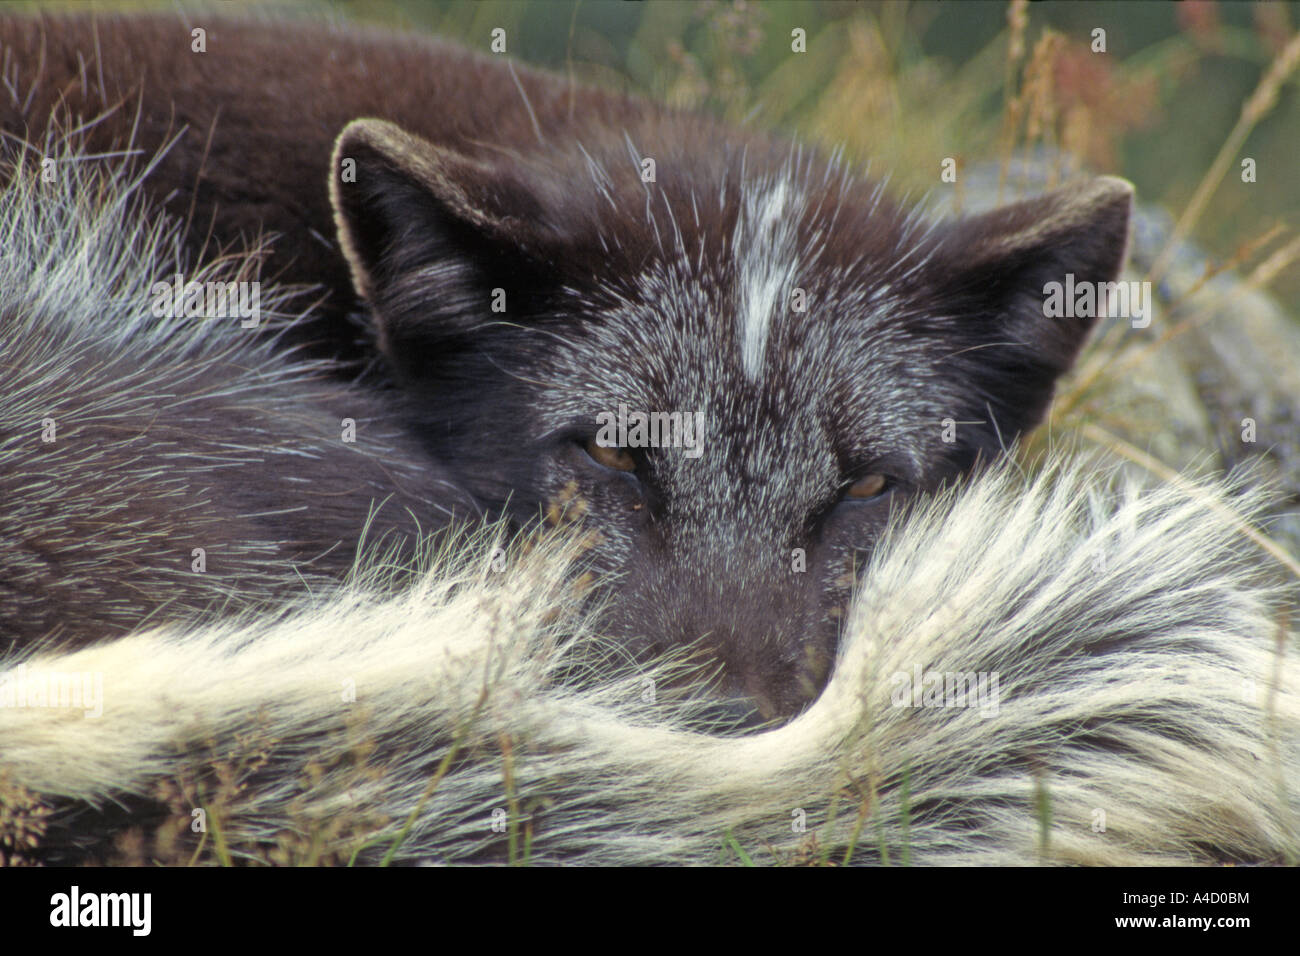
687, 624, 833, 724
609, 549, 837, 722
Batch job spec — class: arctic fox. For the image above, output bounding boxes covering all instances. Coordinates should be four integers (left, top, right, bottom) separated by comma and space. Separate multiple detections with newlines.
1, 149, 1293, 863
0, 13, 1133, 719
2, 11, 1295, 869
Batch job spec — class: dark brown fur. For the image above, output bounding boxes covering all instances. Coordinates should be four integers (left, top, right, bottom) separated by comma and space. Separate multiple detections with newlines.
0, 327, 476, 651
0, 11, 688, 364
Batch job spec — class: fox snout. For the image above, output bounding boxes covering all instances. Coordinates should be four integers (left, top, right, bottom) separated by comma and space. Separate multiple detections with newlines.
600, 551, 844, 725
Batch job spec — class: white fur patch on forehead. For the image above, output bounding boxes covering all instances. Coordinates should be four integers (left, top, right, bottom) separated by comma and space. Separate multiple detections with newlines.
735, 176, 802, 381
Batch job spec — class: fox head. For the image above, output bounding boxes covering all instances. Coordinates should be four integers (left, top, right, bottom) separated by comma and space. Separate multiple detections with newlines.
330, 117, 1133, 722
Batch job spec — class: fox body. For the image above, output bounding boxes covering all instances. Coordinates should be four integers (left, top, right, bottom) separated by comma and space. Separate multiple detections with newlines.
0, 13, 663, 359
0, 13, 1135, 716
0, 149, 482, 650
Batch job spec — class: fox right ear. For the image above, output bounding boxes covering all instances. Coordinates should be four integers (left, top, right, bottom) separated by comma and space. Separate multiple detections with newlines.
329, 119, 556, 368
914, 176, 1134, 458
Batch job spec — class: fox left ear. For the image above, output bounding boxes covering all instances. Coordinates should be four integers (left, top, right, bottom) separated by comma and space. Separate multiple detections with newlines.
924, 176, 1134, 444
328, 118, 561, 376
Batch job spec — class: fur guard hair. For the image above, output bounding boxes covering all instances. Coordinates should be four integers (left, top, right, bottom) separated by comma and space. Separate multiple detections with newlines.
0, 136, 475, 649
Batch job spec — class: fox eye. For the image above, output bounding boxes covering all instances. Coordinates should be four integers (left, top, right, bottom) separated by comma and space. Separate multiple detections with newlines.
846, 473, 889, 500
584, 438, 637, 472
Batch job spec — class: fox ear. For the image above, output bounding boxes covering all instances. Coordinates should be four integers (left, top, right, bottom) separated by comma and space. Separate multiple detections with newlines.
329, 118, 554, 368
926, 176, 1134, 447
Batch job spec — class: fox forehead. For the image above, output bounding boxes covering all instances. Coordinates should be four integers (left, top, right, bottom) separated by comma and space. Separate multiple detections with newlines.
522, 176, 943, 472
